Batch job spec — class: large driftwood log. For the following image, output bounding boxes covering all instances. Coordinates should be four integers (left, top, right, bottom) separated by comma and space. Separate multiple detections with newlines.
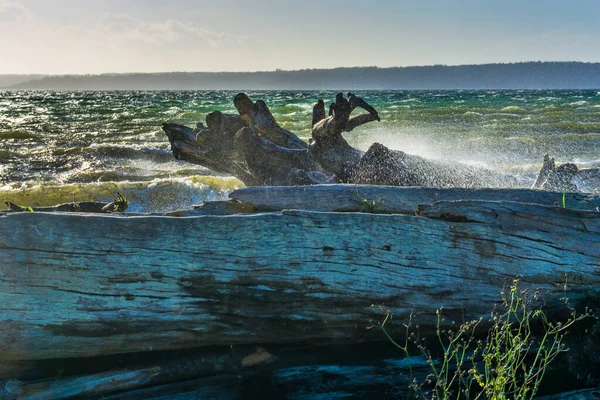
2, 186, 599, 396
6, 344, 433, 399
17, 367, 161, 400
538, 389, 600, 400
171, 184, 600, 217
1, 189, 598, 367
308, 94, 521, 188
163, 93, 330, 186
532, 154, 579, 192
3, 193, 129, 214
164, 93, 597, 191
226, 185, 600, 214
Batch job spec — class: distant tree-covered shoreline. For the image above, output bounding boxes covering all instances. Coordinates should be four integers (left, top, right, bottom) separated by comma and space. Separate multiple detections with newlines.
4, 62, 600, 90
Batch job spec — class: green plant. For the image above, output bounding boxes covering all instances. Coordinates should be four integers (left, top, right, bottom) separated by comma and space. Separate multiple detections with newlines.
113, 192, 129, 212
102, 192, 129, 213
380, 280, 590, 400
561, 187, 567, 208
355, 188, 381, 213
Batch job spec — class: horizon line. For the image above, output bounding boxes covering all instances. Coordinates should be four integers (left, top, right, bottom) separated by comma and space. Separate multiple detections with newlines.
2, 60, 598, 77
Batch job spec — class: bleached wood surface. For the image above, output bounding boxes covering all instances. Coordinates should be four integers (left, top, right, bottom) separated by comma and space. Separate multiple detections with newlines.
1, 197, 598, 367
229, 184, 600, 213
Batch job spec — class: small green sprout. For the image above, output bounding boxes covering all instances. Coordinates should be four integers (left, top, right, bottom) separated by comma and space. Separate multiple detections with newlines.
102, 192, 129, 213
355, 188, 381, 213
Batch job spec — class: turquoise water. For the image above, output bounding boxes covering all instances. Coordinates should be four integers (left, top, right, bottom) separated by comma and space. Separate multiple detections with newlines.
1, 90, 599, 212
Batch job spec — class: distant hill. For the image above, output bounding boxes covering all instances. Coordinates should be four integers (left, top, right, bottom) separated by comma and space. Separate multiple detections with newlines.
0, 74, 46, 88
6, 62, 600, 90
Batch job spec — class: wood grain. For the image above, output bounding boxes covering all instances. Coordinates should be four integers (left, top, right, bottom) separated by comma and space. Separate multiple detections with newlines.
1, 199, 598, 364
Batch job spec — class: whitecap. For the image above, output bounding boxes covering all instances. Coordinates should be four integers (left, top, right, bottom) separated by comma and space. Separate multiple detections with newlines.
568, 101, 588, 107
500, 106, 525, 113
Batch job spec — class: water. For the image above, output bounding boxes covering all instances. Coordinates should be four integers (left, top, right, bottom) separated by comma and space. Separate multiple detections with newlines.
1, 90, 599, 212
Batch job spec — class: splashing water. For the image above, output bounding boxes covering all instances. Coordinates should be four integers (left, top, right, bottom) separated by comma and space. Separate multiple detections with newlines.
1, 89, 599, 211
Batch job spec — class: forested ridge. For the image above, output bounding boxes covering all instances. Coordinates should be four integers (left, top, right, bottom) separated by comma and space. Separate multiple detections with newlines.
5, 62, 600, 90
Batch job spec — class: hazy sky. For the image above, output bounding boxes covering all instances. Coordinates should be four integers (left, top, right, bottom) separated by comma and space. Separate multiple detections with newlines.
1, 0, 599, 74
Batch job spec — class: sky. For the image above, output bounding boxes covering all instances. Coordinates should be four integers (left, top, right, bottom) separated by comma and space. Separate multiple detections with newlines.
0, 0, 599, 74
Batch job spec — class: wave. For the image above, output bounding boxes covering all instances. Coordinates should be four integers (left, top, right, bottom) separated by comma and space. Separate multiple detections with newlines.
0, 176, 243, 214
173, 111, 206, 120
0, 130, 39, 140
2, 89, 599, 194
552, 122, 600, 133
566, 101, 589, 107
46, 144, 177, 163
488, 113, 523, 120
399, 98, 421, 103
499, 106, 526, 113
0, 150, 17, 160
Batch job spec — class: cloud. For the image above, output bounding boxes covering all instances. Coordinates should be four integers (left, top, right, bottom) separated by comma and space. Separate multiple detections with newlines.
0, 0, 32, 23
0, 10, 255, 73
100, 14, 245, 48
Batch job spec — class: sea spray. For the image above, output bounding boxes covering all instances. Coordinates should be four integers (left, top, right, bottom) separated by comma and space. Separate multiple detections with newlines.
0, 176, 242, 214
1, 89, 599, 198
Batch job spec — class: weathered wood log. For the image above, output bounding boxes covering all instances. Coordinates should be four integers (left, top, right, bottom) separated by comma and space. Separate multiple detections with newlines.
162, 118, 261, 185
163, 102, 327, 186
307, 92, 517, 188
533, 154, 556, 189
533, 153, 580, 192
18, 367, 161, 400
164, 92, 599, 192
233, 93, 307, 150
163, 200, 257, 217
0, 379, 23, 400
11, 344, 280, 399
6, 334, 594, 399
96, 361, 421, 400
1, 192, 598, 369
537, 389, 600, 400
308, 92, 378, 181
10, 343, 433, 400
97, 373, 249, 400
163, 92, 541, 189
575, 167, 600, 191
228, 185, 600, 214
3, 193, 128, 213
233, 126, 330, 186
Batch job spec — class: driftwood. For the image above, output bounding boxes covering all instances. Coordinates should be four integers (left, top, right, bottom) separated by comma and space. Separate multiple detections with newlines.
5, 344, 432, 399
3, 193, 128, 213
1, 187, 598, 364
227, 185, 600, 213
1, 185, 599, 397
163, 93, 598, 191
163, 92, 328, 187
9, 345, 275, 399
13, 335, 593, 400
169, 184, 600, 217
532, 154, 580, 192
17, 367, 161, 400
539, 389, 600, 400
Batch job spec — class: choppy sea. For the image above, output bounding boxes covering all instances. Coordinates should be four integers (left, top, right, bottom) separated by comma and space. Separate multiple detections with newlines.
1, 90, 599, 213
